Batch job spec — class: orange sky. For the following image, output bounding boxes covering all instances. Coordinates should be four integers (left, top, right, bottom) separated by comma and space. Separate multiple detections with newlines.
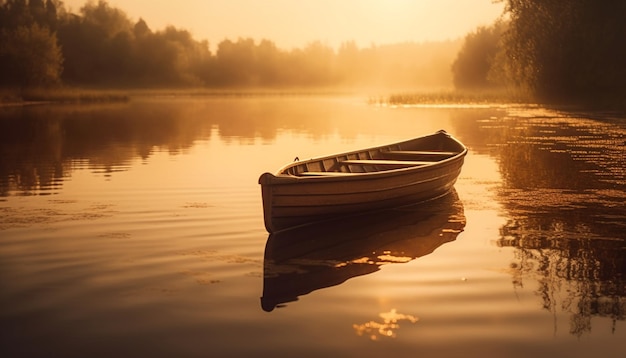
64, 0, 505, 49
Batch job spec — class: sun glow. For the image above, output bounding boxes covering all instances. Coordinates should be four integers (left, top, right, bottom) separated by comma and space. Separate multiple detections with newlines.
62, 0, 505, 49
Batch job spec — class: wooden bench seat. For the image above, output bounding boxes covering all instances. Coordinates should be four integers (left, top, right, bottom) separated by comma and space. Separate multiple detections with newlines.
339, 159, 435, 166
384, 150, 456, 156
298, 171, 360, 176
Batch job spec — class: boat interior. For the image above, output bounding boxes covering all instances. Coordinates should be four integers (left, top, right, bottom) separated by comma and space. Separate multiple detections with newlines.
284, 143, 459, 176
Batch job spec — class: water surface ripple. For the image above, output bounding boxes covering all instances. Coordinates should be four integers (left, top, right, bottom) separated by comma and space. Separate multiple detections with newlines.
1, 98, 624, 357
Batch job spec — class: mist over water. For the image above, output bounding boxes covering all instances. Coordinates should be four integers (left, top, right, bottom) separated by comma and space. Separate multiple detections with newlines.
1, 96, 625, 357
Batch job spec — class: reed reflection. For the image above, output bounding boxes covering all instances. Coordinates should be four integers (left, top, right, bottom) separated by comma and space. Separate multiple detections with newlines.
261, 190, 465, 312
452, 109, 626, 336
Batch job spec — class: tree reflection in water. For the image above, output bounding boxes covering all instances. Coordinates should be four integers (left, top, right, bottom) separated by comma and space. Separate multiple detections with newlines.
461, 108, 626, 337
499, 219, 625, 337
0, 101, 206, 196
0, 97, 340, 196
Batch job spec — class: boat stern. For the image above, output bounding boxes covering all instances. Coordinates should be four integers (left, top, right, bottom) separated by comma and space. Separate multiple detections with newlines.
258, 172, 277, 233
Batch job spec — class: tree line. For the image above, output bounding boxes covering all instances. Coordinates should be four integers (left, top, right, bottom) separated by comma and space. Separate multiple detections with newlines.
0, 0, 459, 89
452, 0, 626, 103
3, 0, 625, 104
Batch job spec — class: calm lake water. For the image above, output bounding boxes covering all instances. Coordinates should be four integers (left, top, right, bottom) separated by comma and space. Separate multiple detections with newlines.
1, 96, 625, 357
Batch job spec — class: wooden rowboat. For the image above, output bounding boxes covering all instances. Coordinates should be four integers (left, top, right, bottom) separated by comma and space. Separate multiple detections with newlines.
258, 130, 467, 233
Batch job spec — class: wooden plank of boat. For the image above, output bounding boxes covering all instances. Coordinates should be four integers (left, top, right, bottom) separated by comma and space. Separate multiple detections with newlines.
386, 150, 457, 156
383, 150, 457, 160
385, 150, 456, 156
299, 171, 360, 176
258, 130, 467, 233
338, 159, 435, 166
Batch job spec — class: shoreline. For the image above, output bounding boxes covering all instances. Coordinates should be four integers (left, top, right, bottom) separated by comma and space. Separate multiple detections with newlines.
1, 87, 624, 112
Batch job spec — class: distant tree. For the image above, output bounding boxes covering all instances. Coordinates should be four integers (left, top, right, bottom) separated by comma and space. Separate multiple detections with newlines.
106, 30, 134, 81
133, 18, 150, 37
299, 41, 335, 86
0, 0, 59, 30
56, 13, 102, 83
45, 0, 58, 31
255, 39, 282, 86
80, 0, 132, 37
452, 21, 506, 89
57, 0, 134, 84
131, 26, 211, 86
0, 23, 63, 86
336, 41, 360, 84
158, 26, 211, 85
0, 0, 65, 87
132, 31, 174, 84
28, 0, 46, 25
214, 38, 257, 86
189, 39, 213, 85
0, 0, 33, 30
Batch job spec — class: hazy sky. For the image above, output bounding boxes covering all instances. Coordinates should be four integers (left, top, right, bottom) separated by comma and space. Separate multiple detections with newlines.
63, 0, 505, 49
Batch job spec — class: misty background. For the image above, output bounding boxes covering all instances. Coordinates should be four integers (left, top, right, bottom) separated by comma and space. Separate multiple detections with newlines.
1, 0, 625, 105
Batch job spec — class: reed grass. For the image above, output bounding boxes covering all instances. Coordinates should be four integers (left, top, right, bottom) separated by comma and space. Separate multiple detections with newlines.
376, 88, 531, 106
377, 89, 626, 111
1, 87, 358, 105
0, 87, 130, 105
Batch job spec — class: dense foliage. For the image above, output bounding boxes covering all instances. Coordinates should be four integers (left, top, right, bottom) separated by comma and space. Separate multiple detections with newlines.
452, 0, 626, 104
503, 0, 626, 101
0, 0, 459, 89
0, 0, 63, 86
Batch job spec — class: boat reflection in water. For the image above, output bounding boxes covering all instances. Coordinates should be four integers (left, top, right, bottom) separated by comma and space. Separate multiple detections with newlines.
261, 190, 466, 312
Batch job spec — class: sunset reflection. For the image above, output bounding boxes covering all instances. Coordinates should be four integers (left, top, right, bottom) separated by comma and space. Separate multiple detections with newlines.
353, 309, 419, 341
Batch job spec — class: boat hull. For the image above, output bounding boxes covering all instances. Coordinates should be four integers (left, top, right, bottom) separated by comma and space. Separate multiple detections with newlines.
259, 130, 467, 233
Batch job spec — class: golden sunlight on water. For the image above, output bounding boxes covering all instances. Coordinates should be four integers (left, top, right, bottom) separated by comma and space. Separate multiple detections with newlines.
353, 309, 419, 340
0, 97, 625, 357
